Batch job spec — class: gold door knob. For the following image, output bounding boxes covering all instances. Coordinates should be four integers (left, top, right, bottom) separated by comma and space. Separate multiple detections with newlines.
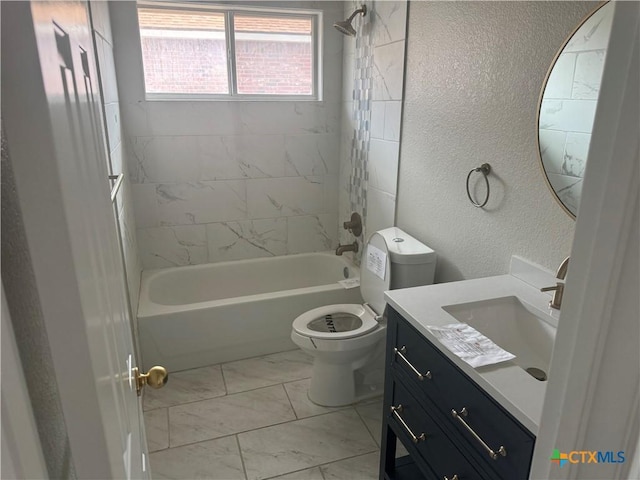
133, 366, 168, 396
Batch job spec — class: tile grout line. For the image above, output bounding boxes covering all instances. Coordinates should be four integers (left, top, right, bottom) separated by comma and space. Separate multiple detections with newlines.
148, 435, 380, 477
147, 351, 313, 410
353, 405, 381, 448
223, 368, 316, 395
235, 434, 249, 480
219, 363, 230, 397
261, 450, 380, 480
232, 406, 365, 441
153, 347, 305, 380
261, 465, 321, 480
236, 406, 381, 479
145, 349, 384, 477
149, 402, 381, 478
166, 405, 171, 451
150, 377, 311, 412
167, 414, 298, 451
319, 464, 327, 480
164, 392, 383, 451
144, 407, 169, 455
150, 431, 243, 455
220, 347, 304, 368
281, 380, 300, 420
143, 366, 228, 412
158, 391, 381, 451
319, 450, 381, 476
163, 387, 357, 450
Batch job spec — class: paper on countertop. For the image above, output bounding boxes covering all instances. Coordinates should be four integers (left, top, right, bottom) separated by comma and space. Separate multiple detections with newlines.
366, 244, 387, 280
338, 278, 360, 289
427, 323, 516, 368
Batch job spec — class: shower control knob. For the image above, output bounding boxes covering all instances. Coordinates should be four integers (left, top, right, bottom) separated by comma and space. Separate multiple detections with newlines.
342, 212, 362, 237
134, 365, 168, 396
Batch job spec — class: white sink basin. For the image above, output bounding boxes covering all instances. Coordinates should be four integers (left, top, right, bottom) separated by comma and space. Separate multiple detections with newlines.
442, 296, 556, 376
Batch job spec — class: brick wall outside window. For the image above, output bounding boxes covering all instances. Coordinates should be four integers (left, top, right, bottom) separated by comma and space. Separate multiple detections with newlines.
141, 37, 229, 94
142, 37, 313, 95
236, 40, 312, 95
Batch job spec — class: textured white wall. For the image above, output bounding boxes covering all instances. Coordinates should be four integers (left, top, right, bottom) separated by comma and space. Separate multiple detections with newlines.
397, 1, 597, 282
1, 129, 76, 479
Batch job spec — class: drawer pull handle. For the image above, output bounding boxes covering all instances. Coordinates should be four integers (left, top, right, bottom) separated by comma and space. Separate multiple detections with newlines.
444, 476, 459, 480
391, 405, 426, 444
451, 407, 507, 460
393, 346, 432, 380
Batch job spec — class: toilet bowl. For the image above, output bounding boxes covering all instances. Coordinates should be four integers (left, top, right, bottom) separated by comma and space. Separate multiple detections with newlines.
291, 303, 386, 406
291, 227, 436, 407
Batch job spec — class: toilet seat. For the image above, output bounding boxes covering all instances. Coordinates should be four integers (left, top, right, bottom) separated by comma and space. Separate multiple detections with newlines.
292, 304, 379, 340
293, 232, 391, 343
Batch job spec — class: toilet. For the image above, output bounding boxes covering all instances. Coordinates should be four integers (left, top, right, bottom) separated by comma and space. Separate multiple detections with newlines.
291, 227, 436, 407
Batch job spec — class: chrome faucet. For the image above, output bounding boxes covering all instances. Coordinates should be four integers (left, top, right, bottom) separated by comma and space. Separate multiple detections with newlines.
335, 241, 358, 256
540, 256, 570, 309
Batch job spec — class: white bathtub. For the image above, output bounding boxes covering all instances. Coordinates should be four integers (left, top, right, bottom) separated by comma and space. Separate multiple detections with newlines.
138, 252, 363, 371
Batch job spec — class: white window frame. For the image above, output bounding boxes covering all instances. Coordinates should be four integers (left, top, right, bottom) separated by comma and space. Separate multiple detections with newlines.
137, 1, 323, 101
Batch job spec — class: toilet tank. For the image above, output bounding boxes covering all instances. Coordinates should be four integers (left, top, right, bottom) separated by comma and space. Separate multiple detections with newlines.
376, 227, 436, 289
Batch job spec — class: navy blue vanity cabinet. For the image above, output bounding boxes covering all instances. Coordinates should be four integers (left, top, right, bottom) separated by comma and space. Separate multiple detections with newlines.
380, 307, 536, 480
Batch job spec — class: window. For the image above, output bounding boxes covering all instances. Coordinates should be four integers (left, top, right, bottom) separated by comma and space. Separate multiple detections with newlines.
137, 2, 321, 100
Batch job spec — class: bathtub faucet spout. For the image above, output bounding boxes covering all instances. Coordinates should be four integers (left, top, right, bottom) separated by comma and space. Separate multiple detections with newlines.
335, 241, 358, 256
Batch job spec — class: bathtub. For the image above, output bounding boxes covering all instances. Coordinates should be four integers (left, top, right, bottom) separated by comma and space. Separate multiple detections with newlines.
138, 252, 363, 371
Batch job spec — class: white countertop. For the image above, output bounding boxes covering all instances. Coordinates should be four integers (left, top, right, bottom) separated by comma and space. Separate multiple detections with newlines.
384, 266, 560, 435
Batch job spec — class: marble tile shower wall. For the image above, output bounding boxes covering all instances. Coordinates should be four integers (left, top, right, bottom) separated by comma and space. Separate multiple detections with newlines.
338, 0, 408, 255
128, 103, 342, 269
538, 4, 613, 214
345, 3, 373, 240
110, 1, 345, 270
91, 2, 142, 311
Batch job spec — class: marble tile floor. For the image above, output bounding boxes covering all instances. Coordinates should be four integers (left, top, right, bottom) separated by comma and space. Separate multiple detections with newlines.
144, 348, 404, 480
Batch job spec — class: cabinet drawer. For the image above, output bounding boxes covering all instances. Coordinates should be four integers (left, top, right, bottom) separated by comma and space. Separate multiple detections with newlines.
390, 380, 486, 480
389, 308, 535, 480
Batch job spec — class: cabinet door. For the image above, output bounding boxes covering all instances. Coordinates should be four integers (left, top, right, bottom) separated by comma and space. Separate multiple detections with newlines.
389, 380, 488, 480
388, 308, 535, 480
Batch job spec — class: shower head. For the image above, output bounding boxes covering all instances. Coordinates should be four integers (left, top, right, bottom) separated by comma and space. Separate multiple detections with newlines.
333, 20, 357, 37
333, 5, 367, 37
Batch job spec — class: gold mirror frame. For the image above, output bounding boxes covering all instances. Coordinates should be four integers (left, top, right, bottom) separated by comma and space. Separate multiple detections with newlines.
536, 1, 611, 220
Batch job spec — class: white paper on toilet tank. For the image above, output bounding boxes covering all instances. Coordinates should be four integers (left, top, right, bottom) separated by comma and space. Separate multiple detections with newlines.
366, 244, 387, 280
427, 323, 516, 368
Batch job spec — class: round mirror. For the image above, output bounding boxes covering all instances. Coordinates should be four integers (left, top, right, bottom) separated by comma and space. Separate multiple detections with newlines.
537, 2, 614, 218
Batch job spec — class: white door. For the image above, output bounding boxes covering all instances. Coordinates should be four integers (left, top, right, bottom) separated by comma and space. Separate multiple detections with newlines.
2, 1, 159, 478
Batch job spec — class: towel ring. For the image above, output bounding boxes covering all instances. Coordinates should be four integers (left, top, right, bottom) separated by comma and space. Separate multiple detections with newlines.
466, 163, 491, 208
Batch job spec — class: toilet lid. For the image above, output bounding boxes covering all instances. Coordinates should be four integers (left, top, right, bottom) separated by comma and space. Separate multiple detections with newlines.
361, 232, 391, 316
292, 304, 379, 340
